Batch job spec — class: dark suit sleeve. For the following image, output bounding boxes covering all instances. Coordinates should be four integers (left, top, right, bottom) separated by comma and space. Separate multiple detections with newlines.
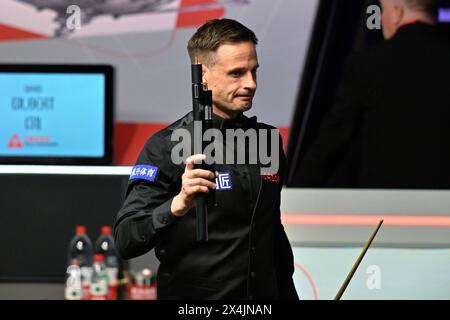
297, 53, 365, 186
113, 134, 182, 260
274, 136, 299, 299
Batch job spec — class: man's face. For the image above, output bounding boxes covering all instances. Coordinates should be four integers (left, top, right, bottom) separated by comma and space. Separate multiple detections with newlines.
203, 41, 258, 119
380, 0, 403, 39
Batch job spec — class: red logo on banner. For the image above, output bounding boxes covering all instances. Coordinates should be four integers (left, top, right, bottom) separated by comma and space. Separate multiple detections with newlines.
8, 134, 23, 149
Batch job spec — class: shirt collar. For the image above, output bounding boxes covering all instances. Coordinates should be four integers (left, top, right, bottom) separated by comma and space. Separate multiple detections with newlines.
212, 112, 256, 129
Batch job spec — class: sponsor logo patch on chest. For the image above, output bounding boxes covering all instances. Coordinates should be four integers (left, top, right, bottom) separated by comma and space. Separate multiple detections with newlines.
215, 172, 232, 190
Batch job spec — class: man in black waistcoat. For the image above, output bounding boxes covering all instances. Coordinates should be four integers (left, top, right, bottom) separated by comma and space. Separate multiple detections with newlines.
114, 18, 298, 300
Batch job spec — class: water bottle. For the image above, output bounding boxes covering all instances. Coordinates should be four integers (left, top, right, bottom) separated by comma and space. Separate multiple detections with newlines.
90, 254, 109, 300
64, 259, 83, 300
140, 268, 157, 300
67, 225, 94, 299
128, 268, 157, 300
95, 226, 119, 300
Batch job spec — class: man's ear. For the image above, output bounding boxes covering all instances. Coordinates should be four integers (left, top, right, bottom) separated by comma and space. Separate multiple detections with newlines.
392, 3, 405, 26
202, 64, 210, 85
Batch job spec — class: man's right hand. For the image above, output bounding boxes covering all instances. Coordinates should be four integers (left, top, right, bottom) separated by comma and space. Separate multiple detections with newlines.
171, 154, 217, 217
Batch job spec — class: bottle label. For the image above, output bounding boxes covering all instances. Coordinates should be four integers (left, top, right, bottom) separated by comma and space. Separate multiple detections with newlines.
65, 265, 83, 300
106, 267, 119, 286
65, 287, 84, 300
80, 266, 93, 300
108, 285, 118, 300
127, 284, 157, 300
90, 281, 108, 300
80, 266, 93, 286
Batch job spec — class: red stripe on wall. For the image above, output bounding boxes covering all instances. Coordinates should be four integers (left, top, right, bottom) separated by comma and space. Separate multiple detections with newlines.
0, 23, 47, 41
176, 0, 225, 28
114, 122, 168, 165
114, 122, 289, 165
281, 214, 450, 227
278, 127, 289, 149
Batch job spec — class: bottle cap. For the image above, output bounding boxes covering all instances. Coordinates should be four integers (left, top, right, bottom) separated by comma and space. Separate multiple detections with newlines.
142, 268, 152, 278
142, 268, 153, 285
94, 254, 105, 262
75, 225, 87, 234
101, 226, 112, 234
